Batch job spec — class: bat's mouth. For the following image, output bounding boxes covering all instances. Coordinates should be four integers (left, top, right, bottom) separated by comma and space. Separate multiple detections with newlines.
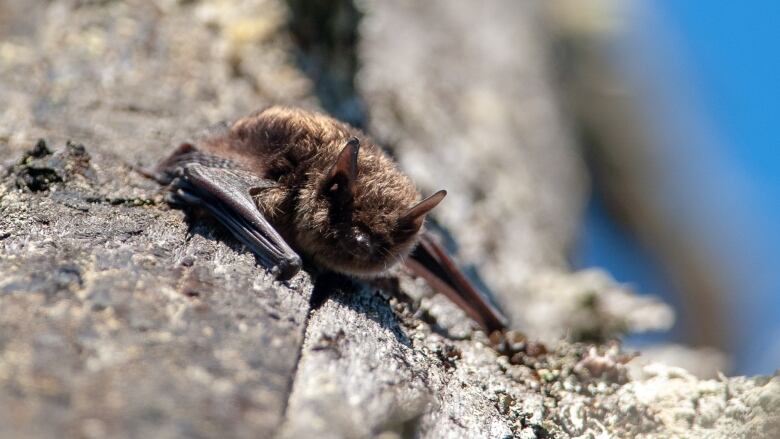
322, 258, 396, 279
320, 234, 417, 278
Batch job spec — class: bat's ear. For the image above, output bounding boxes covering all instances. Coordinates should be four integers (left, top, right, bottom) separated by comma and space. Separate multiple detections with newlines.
399, 190, 446, 235
324, 137, 360, 199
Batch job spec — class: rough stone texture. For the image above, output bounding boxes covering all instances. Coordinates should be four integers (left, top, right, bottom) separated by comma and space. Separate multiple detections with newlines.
623, 365, 779, 439
0, 1, 313, 437
0, 141, 312, 439
0, 1, 777, 439
0, 0, 313, 165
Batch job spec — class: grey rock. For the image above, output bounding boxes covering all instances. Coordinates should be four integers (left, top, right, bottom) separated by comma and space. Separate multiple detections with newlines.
0, 1, 777, 439
0, 1, 313, 437
0, 138, 311, 439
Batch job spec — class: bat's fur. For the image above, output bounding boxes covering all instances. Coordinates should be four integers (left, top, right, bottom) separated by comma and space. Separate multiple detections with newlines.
195, 106, 438, 276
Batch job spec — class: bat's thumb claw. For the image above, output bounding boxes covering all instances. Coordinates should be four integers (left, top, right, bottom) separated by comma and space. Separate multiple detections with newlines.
272, 255, 302, 281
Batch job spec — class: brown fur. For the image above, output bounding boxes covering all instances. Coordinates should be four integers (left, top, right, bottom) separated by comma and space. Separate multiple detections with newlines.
199, 106, 430, 276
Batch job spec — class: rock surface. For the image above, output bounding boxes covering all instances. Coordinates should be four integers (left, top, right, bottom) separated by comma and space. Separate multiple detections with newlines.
0, 1, 777, 438
1, 141, 312, 438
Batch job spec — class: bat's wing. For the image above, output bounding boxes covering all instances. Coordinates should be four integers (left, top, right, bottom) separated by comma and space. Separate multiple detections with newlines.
406, 233, 508, 333
156, 144, 302, 280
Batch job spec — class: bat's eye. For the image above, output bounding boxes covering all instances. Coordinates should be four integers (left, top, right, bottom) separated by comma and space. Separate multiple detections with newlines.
353, 229, 373, 254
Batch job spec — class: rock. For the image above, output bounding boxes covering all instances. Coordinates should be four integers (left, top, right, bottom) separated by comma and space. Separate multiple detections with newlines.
0, 138, 312, 439
0, 0, 313, 437
0, 1, 776, 438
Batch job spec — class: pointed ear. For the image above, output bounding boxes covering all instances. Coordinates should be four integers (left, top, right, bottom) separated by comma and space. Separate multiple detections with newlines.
325, 137, 360, 196
400, 190, 446, 235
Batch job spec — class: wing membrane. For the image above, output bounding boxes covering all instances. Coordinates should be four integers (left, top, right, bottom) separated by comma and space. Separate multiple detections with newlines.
406, 233, 507, 332
158, 146, 301, 280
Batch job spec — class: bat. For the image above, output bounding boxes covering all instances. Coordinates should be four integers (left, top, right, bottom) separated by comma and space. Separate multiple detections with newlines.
154, 106, 507, 332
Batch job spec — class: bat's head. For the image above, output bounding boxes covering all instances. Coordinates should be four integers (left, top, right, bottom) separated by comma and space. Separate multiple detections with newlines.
295, 136, 446, 277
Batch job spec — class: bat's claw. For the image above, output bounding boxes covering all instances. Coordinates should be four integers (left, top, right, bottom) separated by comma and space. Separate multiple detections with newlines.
167, 186, 202, 207
272, 255, 302, 281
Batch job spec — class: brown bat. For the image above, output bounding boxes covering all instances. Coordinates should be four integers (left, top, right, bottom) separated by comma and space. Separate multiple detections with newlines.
154, 106, 506, 332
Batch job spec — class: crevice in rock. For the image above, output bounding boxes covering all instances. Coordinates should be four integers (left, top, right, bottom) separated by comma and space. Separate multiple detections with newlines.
274, 4, 370, 433
82, 195, 158, 207
274, 272, 334, 437
284, 0, 367, 128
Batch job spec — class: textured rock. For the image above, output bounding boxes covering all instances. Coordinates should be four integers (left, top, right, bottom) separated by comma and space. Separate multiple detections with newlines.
0, 0, 313, 437
0, 0, 312, 165
0, 139, 312, 438
0, 1, 777, 438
